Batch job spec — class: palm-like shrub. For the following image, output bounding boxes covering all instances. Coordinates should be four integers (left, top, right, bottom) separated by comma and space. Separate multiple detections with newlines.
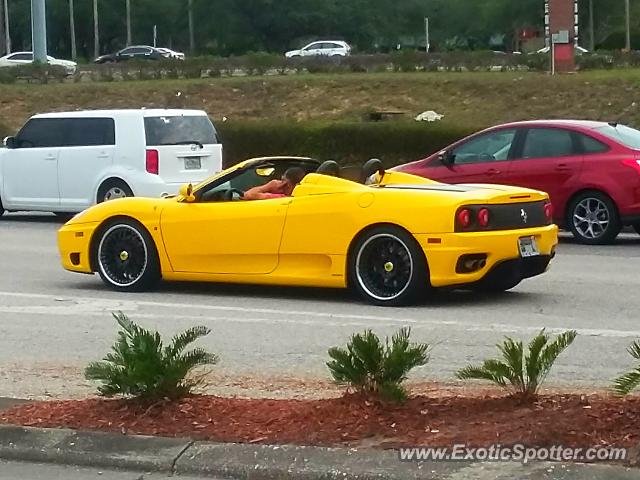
327, 327, 429, 402
612, 341, 640, 395
85, 312, 218, 400
456, 329, 577, 400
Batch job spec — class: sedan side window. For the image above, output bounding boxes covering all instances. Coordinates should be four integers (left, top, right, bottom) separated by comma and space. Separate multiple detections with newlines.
451, 129, 517, 165
578, 133, 610, 154
15, 118, 67, 148
521, 128, 576, 159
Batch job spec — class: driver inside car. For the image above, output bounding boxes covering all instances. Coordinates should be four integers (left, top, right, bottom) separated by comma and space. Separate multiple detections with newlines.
243, 167, 306, 200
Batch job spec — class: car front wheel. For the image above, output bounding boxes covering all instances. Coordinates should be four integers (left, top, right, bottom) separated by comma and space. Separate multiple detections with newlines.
349, 226, 429, 306
567, 191, 621, 245
95, 219, 160, 292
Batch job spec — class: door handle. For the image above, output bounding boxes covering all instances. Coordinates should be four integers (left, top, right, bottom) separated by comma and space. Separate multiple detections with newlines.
485, 168, 501, 175
97, 153, 110, 159
555, 163, 570, 172
44, 155, 56, 161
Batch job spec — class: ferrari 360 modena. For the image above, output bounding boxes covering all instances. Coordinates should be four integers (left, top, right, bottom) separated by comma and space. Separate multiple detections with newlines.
58, 156, 558, 306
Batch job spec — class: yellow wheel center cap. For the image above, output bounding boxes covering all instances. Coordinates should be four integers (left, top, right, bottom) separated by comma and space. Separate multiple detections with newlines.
384, 261, 394, 272
119, 251, 129, 261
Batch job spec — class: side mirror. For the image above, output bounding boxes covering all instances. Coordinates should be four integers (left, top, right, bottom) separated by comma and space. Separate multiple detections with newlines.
3, 136, 16, 149
179, 183, 196, 203
438, 150, 455, 166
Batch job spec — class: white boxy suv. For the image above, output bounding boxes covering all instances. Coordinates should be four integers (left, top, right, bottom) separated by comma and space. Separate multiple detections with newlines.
0, 109, 222, 216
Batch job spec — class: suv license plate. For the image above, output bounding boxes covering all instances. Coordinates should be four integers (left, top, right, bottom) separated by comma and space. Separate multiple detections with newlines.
519, 236, 540, 258
184, 157, 201, 170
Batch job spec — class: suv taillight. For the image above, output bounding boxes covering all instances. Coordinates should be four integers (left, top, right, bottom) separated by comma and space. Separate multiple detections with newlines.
146, 149, 159, 175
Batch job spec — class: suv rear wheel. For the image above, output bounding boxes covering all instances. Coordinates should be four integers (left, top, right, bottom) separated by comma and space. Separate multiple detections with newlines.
567, 191, 621, 245
97, 180, 133, 203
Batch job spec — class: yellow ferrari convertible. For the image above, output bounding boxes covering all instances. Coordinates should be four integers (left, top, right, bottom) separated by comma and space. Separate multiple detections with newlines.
58, 157, 558, 306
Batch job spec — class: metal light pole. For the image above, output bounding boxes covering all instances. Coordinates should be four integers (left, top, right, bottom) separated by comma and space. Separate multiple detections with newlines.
3, 0, 8, 54
69, 0, 77, 60
93, 0, 99, 58
126, 0, 131, 45
31, 0, 47, 63
424, 17, 430, 52
626, 0, 631, 51
188, 0, 194, 52
588, 0, 594, 51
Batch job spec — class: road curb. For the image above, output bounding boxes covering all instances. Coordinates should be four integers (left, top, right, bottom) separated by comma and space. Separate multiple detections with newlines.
1, 425, 639, 479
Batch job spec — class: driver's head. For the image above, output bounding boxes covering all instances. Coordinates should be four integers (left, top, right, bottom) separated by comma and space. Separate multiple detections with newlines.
281, 167, 306, 193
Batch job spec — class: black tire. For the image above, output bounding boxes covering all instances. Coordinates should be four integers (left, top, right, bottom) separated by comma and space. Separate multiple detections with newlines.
348, 226, 429, 306
93, 219, 161, 292
567, 191, 621, 245
0, 197, 4, 217
633, 223, 640, 236
97, 180, 133, 204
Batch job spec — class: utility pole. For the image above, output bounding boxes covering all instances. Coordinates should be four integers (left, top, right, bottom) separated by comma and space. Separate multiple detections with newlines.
626, 0, 631, 51
69, 0, 77, 60
2, 0, 8, 54
31, 0, 47, 63
126, 0, 131, 45
188, 0, 194, 52
0, 0, 5, 54
93, 0, 99, 58
588, 0, 594, 51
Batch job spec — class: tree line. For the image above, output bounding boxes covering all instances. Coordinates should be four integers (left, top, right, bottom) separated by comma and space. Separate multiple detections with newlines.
0, 0, 635, 61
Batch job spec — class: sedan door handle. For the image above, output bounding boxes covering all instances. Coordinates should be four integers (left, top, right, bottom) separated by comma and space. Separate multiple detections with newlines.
44, 154, 56, 161
555, 163, 570, 171
97, 153, 110, 159
485, 168, 501, 175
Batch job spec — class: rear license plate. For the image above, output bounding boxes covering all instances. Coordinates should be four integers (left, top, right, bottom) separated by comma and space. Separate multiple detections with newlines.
184, 157, 201, 170
518, 236, 540, 258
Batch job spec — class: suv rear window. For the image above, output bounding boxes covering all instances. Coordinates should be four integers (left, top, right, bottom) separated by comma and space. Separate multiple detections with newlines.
144, 116, 218, 146
595, 124, 640, 149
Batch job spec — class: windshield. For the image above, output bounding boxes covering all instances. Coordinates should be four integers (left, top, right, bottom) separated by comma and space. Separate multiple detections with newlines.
595, 124, 640, 150
144, 115, 218, 146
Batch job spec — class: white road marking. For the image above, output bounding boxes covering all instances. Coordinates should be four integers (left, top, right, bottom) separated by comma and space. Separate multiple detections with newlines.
0, 290, 638, 338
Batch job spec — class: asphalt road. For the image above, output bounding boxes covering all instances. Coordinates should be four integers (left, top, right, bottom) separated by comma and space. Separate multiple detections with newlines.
1, 213, 640, 400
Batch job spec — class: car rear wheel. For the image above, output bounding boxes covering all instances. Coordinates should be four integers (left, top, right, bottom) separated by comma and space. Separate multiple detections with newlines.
567, 191, 621, 245
97, 180, 133, 203
0, 198, 4, 217
349, 226, 429, 306
95, 219, 160, 292
633, 223, 640, 236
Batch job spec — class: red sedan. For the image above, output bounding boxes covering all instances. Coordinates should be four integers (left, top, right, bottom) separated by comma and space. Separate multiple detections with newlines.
394, 120, 640, 244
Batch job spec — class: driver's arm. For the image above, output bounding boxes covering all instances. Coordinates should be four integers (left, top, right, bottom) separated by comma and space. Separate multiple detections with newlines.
243, 180, 286, 200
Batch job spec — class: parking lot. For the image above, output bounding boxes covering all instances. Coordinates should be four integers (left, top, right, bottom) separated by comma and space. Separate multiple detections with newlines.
1, 212, 640, 400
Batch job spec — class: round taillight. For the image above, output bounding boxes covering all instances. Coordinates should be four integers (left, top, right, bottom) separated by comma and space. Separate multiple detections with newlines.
457, 208, 472, 228
478, 208, 490, 227
544, 202, 553, 222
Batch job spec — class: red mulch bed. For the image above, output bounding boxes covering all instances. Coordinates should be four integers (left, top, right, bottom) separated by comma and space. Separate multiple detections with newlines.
2, 393, 640, 449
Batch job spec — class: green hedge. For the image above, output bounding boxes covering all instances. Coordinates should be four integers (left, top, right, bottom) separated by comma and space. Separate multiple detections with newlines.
217, 120, 480, 168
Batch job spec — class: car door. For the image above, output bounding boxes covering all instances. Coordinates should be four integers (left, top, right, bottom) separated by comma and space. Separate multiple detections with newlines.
419, 128, 519, 184
1, 118, 64, 209
505, 127, 584, 207
159, 198, 290, 274
302, 42, 322, 56
58, 118, 116, 210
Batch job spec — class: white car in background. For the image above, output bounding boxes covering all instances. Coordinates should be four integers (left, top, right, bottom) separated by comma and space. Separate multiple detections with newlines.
0, 52, 77, 74
0, 109, 222, 216
285, 41, 351, 58
156, 47, 186, 60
